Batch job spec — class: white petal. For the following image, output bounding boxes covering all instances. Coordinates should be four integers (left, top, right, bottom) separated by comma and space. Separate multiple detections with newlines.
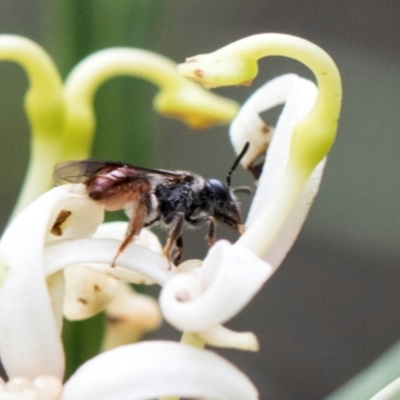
94, 222, 162, 253
44, 238, 171, 285
61, 341, 258, 400
0, 375, 62, 400
230, 74, 298, 168
195, 325, 259, 351
62, 224, 163, 320
86, 222, 161, 285
63, 265, 120, 320
0, 390, 37, 400
0, 185, 103, 379
160, 240, 272, 332
241, 75, 324, 269
47, 271, 65, 330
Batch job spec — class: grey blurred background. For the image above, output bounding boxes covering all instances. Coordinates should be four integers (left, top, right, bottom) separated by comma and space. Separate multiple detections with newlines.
1, 1, 400, 399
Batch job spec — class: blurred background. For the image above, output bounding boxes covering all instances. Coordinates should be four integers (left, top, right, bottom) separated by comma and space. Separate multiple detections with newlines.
1, 1, 400, 399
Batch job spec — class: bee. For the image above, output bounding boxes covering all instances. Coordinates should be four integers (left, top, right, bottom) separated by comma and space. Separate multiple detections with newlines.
53, 143, 250, 268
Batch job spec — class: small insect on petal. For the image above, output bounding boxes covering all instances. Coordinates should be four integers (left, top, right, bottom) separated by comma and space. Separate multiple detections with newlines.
54, 156, 246, 267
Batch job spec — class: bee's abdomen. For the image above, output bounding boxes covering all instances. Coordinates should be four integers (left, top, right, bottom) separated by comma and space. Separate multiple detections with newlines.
86, 167, 151, 211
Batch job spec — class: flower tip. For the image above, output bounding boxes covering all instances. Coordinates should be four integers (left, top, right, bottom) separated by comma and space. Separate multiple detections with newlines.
176, 60, 202, 83
196, 326, 260, 352
239, 79, 254, 87
154, 85, 239, 128
233, 332, 260, 352
178, 52, 258, 88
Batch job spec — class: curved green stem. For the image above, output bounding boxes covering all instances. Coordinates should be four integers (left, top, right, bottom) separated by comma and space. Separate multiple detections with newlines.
178, 34, 342, 257
0, 36, 65, 220
60, 48, 239, 161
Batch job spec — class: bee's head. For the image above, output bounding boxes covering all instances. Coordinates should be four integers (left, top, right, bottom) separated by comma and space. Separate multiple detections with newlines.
203, 179, 244, 234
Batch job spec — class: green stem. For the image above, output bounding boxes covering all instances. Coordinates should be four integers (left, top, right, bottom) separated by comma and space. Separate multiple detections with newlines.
60, 48, 239, 161
0, 35, 65, 220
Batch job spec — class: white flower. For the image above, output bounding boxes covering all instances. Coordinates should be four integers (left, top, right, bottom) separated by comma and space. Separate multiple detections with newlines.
0, 184, 104, 380
0, 186, 258, 399
158, 74, 325, 349
0, 74, 327, 399
62, 221, 162, 323
61, 341, 258, 400
231, 73, 324, 270
0, 342, 258, 400
160, 240, 271, 350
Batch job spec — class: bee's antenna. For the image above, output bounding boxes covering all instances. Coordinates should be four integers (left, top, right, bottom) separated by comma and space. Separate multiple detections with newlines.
227, 141, 250, 187
232, 185, 252, 195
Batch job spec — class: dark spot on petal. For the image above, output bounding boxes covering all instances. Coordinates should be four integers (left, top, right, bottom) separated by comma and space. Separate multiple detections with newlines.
194, 69, 204, 77
94, 285, 101, 292
78, 298, 88, 305
50, 210, 72, 236
106, 315, 123, 325
261, 124, 271, 134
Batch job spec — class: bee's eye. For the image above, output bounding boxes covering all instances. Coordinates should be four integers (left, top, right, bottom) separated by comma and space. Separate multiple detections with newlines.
205, 179, 230, 203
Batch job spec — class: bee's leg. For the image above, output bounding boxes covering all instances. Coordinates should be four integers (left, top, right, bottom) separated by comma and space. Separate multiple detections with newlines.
206, 216, 216, 247
187, 215, 216, 247
111, 201, 147, 268
173, 235, 184, 265
163, 212, 184, 269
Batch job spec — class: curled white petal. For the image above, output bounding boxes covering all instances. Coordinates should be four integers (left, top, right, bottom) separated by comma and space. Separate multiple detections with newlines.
94, 222, 162, 253
0, 185, 103, 379
160, 240, 272, 332
195, 325, 259, 351
87, 222, 161, 285
61, 341, 258, 400
62, 222, 162, 320
63, 224, 163, 320
44, 238, 171, 285
235, 75, 324, 269
229, 74, 298, 168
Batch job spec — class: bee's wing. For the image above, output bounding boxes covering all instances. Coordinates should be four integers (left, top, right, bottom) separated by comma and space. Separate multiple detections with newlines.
53, 160, 184, 184
122, 164, 184, 179
53, 160, 120, 184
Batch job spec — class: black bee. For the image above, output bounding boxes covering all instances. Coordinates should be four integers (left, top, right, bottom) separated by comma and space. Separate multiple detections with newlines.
53, 143, 249, 267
